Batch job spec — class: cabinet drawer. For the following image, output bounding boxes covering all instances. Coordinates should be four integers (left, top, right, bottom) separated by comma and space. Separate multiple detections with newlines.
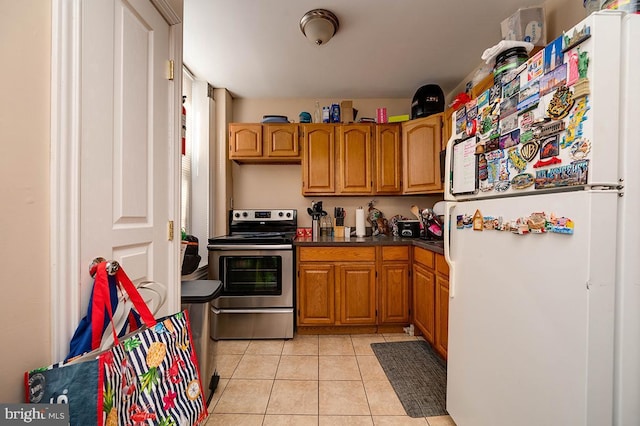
298, 247, 376, 262
382, 246, 410, 261
413, 247, 434, 269
436, 253, 449, 277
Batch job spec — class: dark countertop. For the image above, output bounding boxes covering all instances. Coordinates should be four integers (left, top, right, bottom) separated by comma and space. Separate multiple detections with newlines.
294, 235, 444, 254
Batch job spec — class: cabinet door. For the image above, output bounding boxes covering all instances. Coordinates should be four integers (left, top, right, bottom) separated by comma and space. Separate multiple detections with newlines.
265, 124, 300, 159
412, 263, 435, 344
338, 124, 373, 194
402, 114, 443, 193
375, 124, 402, 194
302, 124, 335, 194
229, 123, 262, 159
298, 263, 335, 325
379, 262, 410, 324
338, 263, 376, 325
435, 274, 449, 359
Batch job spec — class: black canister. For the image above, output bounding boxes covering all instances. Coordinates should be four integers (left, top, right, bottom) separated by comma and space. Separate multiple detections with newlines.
494, 47, 529, 84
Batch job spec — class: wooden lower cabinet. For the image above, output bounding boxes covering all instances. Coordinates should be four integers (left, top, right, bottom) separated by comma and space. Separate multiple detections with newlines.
297, 263, 335, 325
413, 246, 449, 359
413, 262, 436, 344
297, 247, 376, 327
338, 263, 376, 324
435, 274, 449, 358
297, 245, 410, 330
379, 246, 411, 324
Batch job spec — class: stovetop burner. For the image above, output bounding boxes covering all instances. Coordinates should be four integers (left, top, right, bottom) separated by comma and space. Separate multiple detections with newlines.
208, 209, 297, 246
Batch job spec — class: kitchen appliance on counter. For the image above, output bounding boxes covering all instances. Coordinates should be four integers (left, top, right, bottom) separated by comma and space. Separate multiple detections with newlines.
397, 220, 421, 237
207, 209, 297, 339
444, 12, 640, 426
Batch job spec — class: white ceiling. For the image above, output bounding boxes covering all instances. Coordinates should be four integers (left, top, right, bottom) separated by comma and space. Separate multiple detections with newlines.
183, 0, 538, 99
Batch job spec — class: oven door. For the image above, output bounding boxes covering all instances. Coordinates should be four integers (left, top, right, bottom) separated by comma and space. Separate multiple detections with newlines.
208, 245, 293, 308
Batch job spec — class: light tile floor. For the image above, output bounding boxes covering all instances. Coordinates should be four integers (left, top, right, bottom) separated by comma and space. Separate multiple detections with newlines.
205, 333, 457, 426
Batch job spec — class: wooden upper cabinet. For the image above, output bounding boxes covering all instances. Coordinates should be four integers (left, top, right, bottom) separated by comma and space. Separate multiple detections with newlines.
229, 123, 262, 159
375, 124, 402, 194
442, 107, 455, 149
229, 123, 301, 163
338, 124, 373, 194
302, 124, 336, 195
265, 124, 299, 158
401, 114, 443, 194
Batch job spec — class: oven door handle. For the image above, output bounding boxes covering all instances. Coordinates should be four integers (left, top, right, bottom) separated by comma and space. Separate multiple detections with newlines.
207, 244, 292, 251
211, 307, 294, 314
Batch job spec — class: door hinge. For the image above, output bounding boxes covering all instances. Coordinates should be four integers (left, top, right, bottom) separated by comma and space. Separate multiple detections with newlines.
168, 220, 174, 241
168, 60, 174, 81
586, 281, 591, 290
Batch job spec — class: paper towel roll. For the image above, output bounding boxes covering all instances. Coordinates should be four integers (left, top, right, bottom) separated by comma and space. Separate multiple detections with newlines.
355, 207, 366, 237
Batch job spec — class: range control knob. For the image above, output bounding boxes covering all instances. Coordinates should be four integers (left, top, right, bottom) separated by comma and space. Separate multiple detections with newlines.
234, 212, 240, 218
242, 211, 248, 218
278, 211, 284, 217
286, 212, 291, 218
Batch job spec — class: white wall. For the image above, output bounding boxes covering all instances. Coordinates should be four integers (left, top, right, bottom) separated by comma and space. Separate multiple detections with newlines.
0, 0, 52, 402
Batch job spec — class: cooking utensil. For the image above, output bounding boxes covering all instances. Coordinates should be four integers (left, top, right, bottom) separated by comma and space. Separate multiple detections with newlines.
410, 205, 421, 221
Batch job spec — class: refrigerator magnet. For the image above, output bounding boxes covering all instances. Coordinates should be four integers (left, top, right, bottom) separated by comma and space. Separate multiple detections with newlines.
570, 138, 591, 160
547, 85, 575, 119
511, 173, 535, 189
540, 135, 560, 159
562, 97, 590, 149
456, 215, 464, 229
472, 210, 483, 231
520, 141, 540, 162
549, 214, 575, 235
507, 147, 527, 173
494, 180, 511, 192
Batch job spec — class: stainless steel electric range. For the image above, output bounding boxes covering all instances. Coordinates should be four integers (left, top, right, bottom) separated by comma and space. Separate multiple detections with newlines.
207, 209, 297, 339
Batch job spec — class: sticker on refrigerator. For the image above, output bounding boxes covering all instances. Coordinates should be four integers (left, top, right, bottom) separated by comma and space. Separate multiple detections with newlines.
535, 159, 589, 189
517, 80, 540, 113
500, 112, 519, 134
543, 36, 564, 74
503, 78, 520, 100
540, 63, 568, 96
499, 129, 520, 149
501, 94, 518, 118
527, 49, 544, 81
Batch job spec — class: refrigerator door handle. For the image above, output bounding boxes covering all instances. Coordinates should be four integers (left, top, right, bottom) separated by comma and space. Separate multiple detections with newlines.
444, 202, 456, 299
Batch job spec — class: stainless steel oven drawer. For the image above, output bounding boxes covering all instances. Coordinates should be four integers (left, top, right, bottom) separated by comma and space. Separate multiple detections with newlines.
209, 306, 294, 340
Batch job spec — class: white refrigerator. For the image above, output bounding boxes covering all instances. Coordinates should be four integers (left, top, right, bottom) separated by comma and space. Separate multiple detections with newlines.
443, 11, 640, 426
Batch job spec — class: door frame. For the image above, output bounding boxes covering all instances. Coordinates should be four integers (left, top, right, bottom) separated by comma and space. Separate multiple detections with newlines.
50, 0, 182, 361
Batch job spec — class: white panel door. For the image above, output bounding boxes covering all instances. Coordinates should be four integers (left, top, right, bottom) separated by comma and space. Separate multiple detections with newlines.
80, 0, 173, 316
445, 190, 617, 426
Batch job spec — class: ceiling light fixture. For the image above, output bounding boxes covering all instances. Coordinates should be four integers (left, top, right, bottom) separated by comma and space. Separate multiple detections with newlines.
299, 9, 339, 46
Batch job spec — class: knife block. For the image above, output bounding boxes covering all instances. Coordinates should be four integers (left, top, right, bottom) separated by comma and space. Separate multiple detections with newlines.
334, 225, 345, 238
